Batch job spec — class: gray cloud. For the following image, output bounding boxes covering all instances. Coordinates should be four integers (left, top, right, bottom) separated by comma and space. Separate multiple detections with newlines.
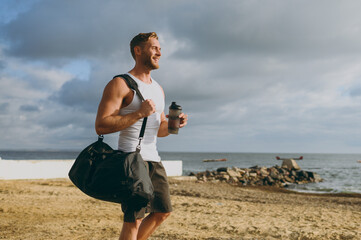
19, 104, 39, 112
168, 1, 361, 60
49, 78, 101, 113
37, 107, 94, 130
0, 102, 10, 113
1, 0, 361, 152
4, 0, 361, 62
0, 60, 5, 70
2, 0, 168, 60
349, 86, 361, 97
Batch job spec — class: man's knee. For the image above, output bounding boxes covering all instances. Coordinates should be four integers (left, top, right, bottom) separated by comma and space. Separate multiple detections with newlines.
123, 218, 143, 230
153, 212, 171, 224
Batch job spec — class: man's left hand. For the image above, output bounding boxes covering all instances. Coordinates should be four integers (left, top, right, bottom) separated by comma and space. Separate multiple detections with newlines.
179, 113, 188, 128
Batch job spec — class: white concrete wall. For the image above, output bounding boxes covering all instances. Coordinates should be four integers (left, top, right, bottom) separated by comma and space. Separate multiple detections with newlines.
0, 159, 182, 180
162, 160, 182, 177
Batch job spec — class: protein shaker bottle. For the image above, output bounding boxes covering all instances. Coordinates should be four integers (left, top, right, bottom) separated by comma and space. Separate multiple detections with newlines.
168, 102, 182, 134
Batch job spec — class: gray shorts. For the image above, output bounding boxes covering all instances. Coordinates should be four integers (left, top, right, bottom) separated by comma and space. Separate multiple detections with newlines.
122, 161, 172, 222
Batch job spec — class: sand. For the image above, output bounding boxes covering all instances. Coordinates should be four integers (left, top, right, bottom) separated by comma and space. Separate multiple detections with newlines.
1, 178, 360, 240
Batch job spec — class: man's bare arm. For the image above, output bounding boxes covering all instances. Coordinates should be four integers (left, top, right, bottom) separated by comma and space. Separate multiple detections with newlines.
95, 77, 155, 135
157, 112, 169, 137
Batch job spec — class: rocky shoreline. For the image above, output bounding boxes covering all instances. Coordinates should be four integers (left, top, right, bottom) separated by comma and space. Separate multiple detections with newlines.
191, 161, 323, 188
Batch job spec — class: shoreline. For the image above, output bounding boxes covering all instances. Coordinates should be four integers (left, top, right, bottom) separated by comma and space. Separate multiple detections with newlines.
1, 155, 360, 194
242, 184, 361, 198
1, 178, 361, 239
171, 176, 361, 197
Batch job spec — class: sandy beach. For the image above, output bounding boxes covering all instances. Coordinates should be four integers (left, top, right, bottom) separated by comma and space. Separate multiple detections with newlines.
1, 178, 360, 240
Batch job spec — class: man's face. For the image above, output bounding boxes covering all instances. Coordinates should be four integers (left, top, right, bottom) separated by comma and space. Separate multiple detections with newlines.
140, 37, 161, 70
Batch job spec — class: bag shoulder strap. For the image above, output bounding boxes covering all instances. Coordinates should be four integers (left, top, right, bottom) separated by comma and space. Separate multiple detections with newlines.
114, 74, 145, 101
112, 74, 147, 153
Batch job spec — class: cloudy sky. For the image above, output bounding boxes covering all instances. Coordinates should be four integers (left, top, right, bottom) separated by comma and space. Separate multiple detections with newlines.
1, 0, 361, 153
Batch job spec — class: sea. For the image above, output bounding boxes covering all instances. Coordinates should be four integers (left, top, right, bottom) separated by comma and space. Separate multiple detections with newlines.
1, 151, 360, 194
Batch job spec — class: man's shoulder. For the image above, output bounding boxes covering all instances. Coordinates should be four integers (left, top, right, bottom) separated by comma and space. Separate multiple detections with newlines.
110, 75, 131, 87
112, 74, 127, 82
114, 74, 138, 89
103, 75, 132, 97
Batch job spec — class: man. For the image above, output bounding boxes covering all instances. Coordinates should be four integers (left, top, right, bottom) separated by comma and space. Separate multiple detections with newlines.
95, 32, 188, 240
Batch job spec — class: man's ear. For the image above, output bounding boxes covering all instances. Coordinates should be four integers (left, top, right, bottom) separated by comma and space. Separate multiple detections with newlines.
134, 46, 142, 57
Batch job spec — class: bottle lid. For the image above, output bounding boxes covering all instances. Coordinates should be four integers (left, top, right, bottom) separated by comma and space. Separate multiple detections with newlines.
169, 102, 182, 110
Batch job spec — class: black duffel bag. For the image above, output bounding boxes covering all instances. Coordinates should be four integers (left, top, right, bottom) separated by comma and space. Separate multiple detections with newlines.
68, 136, 153, 209
68, 74, 153, 210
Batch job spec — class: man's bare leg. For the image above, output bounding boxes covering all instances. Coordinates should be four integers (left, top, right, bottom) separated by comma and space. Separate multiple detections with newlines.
119, 219, 142, 240
136, 212, 171, 240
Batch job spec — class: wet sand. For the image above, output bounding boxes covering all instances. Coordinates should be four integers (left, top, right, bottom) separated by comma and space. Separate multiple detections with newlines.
1, 178, 360, 239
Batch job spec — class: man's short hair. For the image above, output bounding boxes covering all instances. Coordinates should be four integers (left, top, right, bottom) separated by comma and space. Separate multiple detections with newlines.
130, 32, 158, 60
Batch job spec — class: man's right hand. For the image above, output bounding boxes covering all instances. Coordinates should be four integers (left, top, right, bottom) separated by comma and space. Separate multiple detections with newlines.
138, 99, 156, 118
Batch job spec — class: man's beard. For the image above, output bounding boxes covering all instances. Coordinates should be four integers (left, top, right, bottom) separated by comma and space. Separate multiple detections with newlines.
142, 53, 159, 70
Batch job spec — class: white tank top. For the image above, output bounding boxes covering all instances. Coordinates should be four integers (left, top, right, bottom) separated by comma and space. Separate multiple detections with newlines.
118, 73, 164, 162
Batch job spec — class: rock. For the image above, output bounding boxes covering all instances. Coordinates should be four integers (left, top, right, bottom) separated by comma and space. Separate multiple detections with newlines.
217, 167, 228, 172
315, 174, 323, 182
228, 176, 238, 183
281, 159, 301, 170
249, 173, 258, 178
227, 169, 241, 178
260, 169, 269, 177
205, 170, 213, 177
221, 175, 230, 181
284, 176, 293, 183
193, 163, 321, 188
239, 179, 248, 185
202, 175, 207, 182
270, 168, 280, 179
265, 176, 274, 183
290, 170, 298, 178
278, 168, 288, 175
307, 172, 323, 182
297, 170, 308, 179
218, 173, 229, 181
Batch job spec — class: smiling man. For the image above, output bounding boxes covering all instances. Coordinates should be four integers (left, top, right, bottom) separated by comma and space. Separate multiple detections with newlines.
95, 32, 188, 240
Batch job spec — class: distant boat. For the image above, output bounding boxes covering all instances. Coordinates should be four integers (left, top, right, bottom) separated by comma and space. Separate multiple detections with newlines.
203, 158, 227, 162
357, 160, 361, 163
276, 156, 303, 160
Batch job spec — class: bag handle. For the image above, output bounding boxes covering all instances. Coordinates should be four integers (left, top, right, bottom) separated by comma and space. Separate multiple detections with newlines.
112, 74, 148, 153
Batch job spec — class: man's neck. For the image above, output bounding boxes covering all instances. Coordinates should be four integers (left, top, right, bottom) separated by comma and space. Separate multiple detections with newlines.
129, 66, 152, 84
